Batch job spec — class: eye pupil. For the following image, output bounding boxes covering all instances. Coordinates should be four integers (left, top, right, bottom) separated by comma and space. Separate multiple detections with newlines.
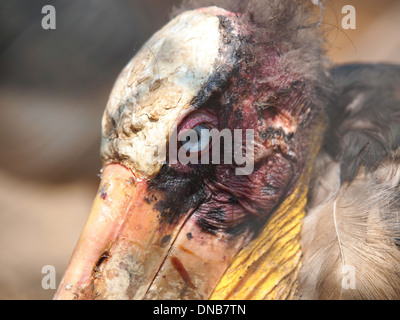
181, 124, 211, 153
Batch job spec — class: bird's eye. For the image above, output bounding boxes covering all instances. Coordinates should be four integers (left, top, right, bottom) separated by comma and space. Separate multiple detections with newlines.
180, 124, 211, 153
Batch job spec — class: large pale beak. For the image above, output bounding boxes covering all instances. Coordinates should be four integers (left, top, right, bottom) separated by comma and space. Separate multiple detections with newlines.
54, 163, 247, 300
54, 8, 250, 300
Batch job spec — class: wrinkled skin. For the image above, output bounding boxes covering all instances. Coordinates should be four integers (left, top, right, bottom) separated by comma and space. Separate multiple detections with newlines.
55, 4, 328, 300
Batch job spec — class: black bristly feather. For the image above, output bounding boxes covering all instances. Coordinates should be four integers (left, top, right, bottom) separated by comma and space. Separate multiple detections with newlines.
324, 63, 400, 182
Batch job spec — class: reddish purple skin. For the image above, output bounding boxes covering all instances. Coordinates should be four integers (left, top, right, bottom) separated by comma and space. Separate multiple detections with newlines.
149, 11, 323, 237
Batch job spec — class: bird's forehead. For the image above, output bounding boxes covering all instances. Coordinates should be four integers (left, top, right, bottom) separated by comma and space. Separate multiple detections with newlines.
101, 8, 243, 177
106, 9, 223, 116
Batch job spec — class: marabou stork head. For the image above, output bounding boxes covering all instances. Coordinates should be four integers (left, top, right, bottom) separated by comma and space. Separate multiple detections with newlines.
54, 0, 400, 300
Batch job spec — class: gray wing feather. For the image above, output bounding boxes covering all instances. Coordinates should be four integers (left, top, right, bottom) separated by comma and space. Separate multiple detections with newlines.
299, 64, 400, 299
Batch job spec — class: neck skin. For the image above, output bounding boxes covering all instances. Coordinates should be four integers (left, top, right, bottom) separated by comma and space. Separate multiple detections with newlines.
210, 119, 324, 300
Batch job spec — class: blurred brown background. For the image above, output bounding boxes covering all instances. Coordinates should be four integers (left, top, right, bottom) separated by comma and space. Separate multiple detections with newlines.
0, 0, 399, 299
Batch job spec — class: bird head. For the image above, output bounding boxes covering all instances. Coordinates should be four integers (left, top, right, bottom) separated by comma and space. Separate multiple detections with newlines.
55, 1, 329, 300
